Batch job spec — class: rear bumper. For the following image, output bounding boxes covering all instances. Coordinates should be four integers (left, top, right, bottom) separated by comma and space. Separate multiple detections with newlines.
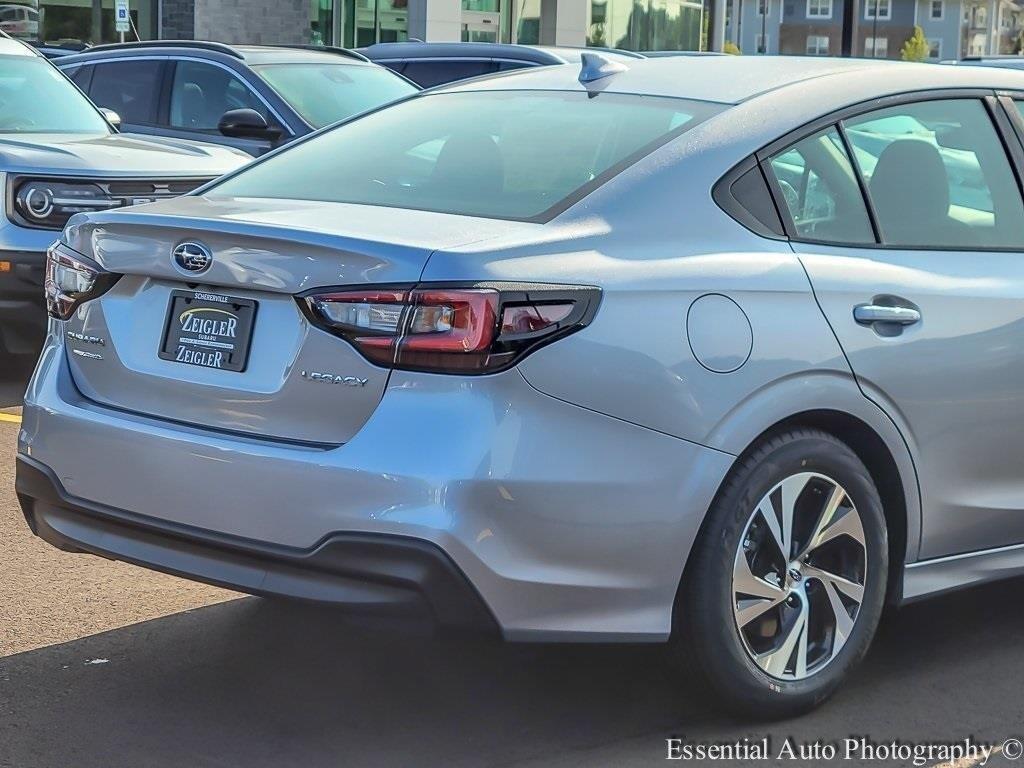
19, 340, 734, 641
16, 454, 498, 632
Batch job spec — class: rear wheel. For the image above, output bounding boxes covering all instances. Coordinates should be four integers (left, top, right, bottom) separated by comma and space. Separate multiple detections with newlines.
675, 428, 888, 718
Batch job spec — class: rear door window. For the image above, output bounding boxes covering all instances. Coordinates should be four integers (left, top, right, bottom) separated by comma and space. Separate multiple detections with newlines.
89, 60, 163, 125
844, 99, 1024, 248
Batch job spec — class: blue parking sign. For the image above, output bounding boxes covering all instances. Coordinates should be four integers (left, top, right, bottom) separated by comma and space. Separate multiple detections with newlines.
115, 0, 130, 31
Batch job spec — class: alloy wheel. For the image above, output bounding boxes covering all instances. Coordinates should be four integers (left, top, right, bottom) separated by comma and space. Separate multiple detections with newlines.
732, 472, 867, 681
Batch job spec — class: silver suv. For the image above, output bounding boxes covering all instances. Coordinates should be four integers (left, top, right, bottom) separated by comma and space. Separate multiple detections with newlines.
17, 54, 1024, 717
0, 36, 248, 355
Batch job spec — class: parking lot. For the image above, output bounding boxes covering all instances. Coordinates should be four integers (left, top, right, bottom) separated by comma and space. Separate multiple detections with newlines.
0, 361, 1021, 768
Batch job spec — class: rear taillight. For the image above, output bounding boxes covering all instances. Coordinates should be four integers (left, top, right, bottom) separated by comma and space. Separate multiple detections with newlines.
45, 243, 120, 320
301, 283, 600, 374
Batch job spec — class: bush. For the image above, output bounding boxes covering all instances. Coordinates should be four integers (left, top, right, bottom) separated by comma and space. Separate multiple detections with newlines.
901, 26, 930, 61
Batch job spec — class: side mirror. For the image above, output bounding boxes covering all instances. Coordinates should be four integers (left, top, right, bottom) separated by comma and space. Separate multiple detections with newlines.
218, 108, 281, 141
99, 108, 121, 129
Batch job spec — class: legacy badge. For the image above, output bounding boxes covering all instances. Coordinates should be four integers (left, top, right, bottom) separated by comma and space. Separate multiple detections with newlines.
301, 370, 368, 387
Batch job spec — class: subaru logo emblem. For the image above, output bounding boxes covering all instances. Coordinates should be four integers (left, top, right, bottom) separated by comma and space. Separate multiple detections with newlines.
172, 242, 213, 274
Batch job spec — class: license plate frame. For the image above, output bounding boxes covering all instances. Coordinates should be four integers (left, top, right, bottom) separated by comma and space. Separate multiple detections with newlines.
159, 289, 257, 373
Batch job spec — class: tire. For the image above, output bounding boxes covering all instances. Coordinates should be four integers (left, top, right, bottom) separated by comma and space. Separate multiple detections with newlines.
674, 428, 888, 719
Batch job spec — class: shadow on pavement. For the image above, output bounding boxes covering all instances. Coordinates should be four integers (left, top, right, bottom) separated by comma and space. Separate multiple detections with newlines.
2, 578, 1024, 768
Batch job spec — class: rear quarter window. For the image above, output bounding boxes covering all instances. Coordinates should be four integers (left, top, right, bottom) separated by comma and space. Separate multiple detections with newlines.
401, 60, 498, 87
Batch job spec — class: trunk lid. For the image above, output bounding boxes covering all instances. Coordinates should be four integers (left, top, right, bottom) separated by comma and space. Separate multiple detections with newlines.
63, 196, 537, 444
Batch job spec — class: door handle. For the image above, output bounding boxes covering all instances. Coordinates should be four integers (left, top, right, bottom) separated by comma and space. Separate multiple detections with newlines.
853, 304, 921, 326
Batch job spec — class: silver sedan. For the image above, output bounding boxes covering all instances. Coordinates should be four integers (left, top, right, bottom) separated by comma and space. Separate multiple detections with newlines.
18, 53, 1024, 718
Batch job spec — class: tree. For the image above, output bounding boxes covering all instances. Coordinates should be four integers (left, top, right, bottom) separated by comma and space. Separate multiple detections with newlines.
723, 40, 742, 54
901, 25, 930, 62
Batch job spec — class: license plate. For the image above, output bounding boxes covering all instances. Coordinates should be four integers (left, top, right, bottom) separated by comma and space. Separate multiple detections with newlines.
159, 290, 257, 372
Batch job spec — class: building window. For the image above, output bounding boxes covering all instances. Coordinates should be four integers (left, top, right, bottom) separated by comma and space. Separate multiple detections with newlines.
928, 38, 942, 58
865, 35, 888, 57
758, 0, 769, 15
756, 33, 769, 52
806, 34, 830, 54
864, 0, 891, 20
309, 0, 334, 44
930, 0, 944, 19
585, 0, 704, 50
515, 0, 542, 42
806, 0, 832, 17
15, 0, 160, 45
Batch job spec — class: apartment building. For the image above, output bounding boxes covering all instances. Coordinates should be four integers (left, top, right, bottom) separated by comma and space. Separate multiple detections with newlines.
727, 0, 1024, 59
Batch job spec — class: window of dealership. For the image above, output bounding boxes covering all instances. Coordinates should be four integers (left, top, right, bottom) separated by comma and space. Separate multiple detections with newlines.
307, 0, 542, 45
310, 0, 702, 48
5, 0, 157, 46
586, 0, 703, 50
308, 0, 409, 47
12, 0, 701, 52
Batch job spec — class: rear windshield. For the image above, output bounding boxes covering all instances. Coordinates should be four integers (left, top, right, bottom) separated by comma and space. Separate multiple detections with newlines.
251, 62, 417, 129
207, 90, 724, 221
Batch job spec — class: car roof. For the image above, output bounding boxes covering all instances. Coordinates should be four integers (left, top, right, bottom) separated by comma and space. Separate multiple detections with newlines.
437, 55, 1024, 104
357, 41, 565, 64
55, 40, 375, 67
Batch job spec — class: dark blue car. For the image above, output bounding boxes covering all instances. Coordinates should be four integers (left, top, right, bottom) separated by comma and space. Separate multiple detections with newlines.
56, 41, 418, 156
357, 42, 643, 87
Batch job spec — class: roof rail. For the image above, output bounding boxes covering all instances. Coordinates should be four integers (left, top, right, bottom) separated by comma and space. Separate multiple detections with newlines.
85, 40, 243, 59
272, 44, 370, 62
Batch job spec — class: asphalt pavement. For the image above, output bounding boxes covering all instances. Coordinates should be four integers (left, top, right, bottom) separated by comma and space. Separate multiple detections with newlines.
1, 357, 1023, 768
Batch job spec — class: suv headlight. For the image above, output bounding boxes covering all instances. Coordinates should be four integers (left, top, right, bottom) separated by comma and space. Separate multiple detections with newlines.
10, 178, 120, 230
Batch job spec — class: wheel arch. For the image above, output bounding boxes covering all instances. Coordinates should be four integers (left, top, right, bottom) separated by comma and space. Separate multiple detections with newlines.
676, 386, 921, 635
745, 410, 908, 607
